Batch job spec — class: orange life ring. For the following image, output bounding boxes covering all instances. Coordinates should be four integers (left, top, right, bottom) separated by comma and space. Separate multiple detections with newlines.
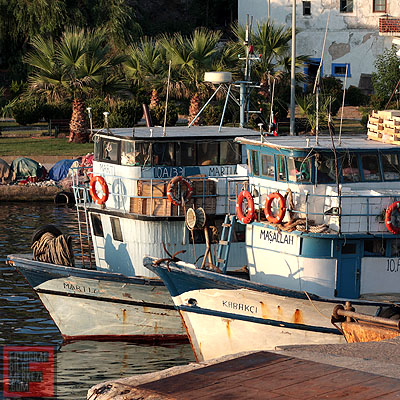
236, 190, 255, 224
385, 201, 400, 234
89, 175, 109, 205
265, 192, 286, 224
166, 176, 193, 206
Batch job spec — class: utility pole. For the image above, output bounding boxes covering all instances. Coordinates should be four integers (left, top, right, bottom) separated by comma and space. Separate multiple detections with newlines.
290, 0, 296, 136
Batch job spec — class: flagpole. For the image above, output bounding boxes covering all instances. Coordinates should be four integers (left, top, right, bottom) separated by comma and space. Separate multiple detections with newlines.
290, 0, 296, 136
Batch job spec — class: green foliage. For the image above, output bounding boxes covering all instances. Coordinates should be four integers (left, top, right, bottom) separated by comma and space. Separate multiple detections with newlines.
202, 104, 224, 125
85, 97, 111, 128
346, 85, 368, 106
41, 102, 72, 121
372, 46, 400, 107
359, 106, 373, 128
150, 102, 178, 126
296, 94, 331, 133
11, 98, 43, 125
109, 100, 143, 128
319, 76, 343, 116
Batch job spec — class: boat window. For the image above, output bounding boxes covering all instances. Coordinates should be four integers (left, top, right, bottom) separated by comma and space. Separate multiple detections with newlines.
250, 150, 260, 176
277, 155, 286, 181
110, 217, 123, 242
316, 154, 336, 183
220, 142, 241, 165
121, 141, 151, 166
340, 153, 360, 182
364, 239, 386, 256
94, 140, 101, 161
121, 141, 137, 166
342, 243, 357, 254
261, 154, 275, 178
361, 154, 381, 181
197, 142, 218, 165
100, 139, 119, 163
382, 153, 400, 181
391, 239, 400, 257
179, 142, 196, 165
152, 142, 174, 166
287, 157, 311, 182
91, 213, 104, 237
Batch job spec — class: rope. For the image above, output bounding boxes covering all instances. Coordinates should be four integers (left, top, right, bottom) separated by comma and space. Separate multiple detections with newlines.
304, 290, 331, 321
32, 232, 75, 267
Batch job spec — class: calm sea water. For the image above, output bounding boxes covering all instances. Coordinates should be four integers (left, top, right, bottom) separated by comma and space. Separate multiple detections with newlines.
0, 202, 194, 399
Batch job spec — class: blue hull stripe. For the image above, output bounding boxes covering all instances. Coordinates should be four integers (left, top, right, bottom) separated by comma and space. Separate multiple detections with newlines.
178, 304, 340, 335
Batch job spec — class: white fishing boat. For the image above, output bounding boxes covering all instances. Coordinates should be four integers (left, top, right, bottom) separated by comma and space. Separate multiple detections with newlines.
144, 132, 400, 360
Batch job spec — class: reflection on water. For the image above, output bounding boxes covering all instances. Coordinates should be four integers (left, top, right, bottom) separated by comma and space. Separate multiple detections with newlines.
0, 202, 194, 399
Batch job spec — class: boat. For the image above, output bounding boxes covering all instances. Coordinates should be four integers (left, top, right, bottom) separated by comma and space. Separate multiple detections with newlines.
144, 132, 400, 360
7, 124, 260, 342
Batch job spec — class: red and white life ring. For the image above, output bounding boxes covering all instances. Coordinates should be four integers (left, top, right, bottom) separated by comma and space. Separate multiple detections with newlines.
166, 176, 193, 206
89, 175, 109, 205
236, 190, 255, 224
385, 201, 400, 234
265, 192, 286, 224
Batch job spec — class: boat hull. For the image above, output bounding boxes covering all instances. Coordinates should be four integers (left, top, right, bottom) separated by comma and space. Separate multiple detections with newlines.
144, 257, 382, 361
8, 254, 186, 342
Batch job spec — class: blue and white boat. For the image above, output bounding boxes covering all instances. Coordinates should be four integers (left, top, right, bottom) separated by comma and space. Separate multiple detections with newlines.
8, 125, 259, 341
144, 133, 400, 360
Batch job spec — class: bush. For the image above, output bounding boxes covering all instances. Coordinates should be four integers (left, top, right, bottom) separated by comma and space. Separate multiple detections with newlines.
346, 86, 368, 106
11, 98, 43, 125
85, 97, 111, 128
109, 100, 143, 128
202, 104, 224, 125
41, 102, 72, 121
319, 76, 343, 116
150, 102, 178, 126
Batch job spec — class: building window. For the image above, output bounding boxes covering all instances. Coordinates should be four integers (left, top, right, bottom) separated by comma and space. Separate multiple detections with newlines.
331, 63, 351, 77
303, 1, 311, 15
373, 0, 386, 12
340, 0, 353, 12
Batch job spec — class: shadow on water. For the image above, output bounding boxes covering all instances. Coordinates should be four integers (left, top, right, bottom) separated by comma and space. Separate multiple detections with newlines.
0, 202, 194, 399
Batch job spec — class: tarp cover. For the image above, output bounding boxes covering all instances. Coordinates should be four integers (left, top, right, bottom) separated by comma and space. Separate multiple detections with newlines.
49, 159, 78, 181
11, 157, 45, 180
0, 158, 10, 182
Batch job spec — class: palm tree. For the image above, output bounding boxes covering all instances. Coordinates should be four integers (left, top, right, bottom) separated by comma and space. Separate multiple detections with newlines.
25, 27, 126, 143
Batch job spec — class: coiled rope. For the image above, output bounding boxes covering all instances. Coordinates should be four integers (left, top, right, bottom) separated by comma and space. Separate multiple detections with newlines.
32, 232, 75, 267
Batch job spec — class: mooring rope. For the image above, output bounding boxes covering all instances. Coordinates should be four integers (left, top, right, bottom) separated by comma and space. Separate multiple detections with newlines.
32, 232, 75, 267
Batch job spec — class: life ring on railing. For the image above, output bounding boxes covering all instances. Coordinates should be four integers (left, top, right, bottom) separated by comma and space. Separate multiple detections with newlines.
236, 190, 255, 224
89, 175, 109, 205
167, 176, 193, 206
265, 192, 286, 224
385, 201, 400, 234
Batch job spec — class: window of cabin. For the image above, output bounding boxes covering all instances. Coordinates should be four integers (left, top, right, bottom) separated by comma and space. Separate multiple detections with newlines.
373, 0, 386, 12
197, 142, 218, 165
110, 217, 123, 242
303, 1, 311, 15
250, 150, 260, 176
361, 154, 381, 181
382, 153, 400, 180
101, 139, 119, 163
317, 154, 336, 183
341, 153, 360, 182
277, 155, 287, 181
121, 141, 151, 166
391, 239, 400, 257
179, 142, 196, 165
287, 156, 311, 182
332, 63, 351, 78
220, 142, 241, 164
364, 239, 386, 256
261, 154, 275, 179
340, 0, 353, 12
91, 213, 104, 237
152, 142, 174, 166
121, 141, 137, 166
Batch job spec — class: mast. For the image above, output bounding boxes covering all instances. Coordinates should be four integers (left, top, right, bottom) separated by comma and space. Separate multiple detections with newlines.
289, 0, 296, 136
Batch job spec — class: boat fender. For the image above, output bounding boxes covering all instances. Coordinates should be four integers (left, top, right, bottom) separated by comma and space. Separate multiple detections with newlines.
54, 191, 75, 206
236, 190, 255, 224
31, 224, 62, 245
89, 175, 109, 205
167, 176, 193, 206
265, 192, 286, 224
385, 201, 400, 234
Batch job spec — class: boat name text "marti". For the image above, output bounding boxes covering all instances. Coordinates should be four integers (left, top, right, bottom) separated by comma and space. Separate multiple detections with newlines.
260, 229, 294, 246
63, 282, 98, 294
208, 166, 237, 177
222, 300, 258, 314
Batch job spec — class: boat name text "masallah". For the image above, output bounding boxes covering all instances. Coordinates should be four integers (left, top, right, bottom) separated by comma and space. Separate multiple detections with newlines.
222, 300, 257, 314
260, 229, 294, 245
63, 282, 98, 294
208, 166, 237, 177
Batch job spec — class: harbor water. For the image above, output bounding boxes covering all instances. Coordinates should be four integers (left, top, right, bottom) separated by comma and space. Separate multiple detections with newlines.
0, 202, 194, 399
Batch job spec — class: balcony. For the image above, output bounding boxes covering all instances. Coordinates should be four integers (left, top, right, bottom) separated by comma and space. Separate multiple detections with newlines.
379, 16, 400, 36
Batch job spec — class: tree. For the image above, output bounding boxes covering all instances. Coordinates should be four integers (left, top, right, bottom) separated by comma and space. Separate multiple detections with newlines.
24, 27, 127, 142
296, 94, 331, 134
372, 45, 400, 107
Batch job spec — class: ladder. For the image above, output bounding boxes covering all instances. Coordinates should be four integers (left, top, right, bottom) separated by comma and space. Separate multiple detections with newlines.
216, 214, 236, 273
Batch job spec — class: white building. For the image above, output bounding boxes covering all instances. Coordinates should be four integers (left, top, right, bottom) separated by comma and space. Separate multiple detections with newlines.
239, 0, 400, 91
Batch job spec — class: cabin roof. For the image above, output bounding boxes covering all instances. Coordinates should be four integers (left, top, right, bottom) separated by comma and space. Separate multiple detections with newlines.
100, 126, 260, 140
236, 135, 400, 152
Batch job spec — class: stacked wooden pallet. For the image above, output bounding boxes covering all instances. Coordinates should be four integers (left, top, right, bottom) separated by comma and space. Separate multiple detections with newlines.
367, 110, 400, 144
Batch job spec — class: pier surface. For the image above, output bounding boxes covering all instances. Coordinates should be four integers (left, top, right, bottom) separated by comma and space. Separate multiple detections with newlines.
88, 338, 400, 399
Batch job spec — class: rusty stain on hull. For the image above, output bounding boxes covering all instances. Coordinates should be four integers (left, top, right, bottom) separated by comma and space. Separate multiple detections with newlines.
226, 319, 231, 340
293, 309, 304, 324
277, 305, 283, 319
260, 301, 269, 319
122, 309, 127, 323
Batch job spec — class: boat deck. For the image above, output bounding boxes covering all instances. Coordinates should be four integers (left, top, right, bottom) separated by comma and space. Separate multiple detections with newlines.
88, 350, 400, 399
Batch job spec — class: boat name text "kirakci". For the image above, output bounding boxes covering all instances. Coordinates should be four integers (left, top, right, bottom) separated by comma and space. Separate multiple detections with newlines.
260, 229, 294, 245
222, 300, 258, 314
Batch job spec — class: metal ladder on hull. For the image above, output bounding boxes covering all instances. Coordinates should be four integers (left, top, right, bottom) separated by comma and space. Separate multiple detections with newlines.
216, 214, 236, 273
